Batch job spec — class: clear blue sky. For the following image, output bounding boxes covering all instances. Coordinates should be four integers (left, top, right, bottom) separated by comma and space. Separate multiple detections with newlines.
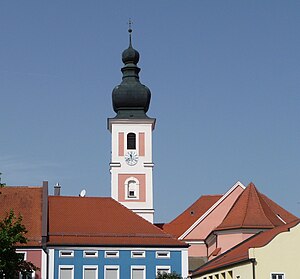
1, 1, 299, 222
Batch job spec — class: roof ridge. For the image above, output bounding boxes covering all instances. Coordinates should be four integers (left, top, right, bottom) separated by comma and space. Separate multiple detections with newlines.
49, 232, 174, 238
259, 193, 286, 226
216, 183, 274, 230
251, 184, 271, 225
241, 185, 252, 227
49, 196, 112, 199
5, 186, 42, 188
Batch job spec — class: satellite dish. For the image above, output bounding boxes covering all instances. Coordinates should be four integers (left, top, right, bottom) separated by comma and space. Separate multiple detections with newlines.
79, 189, 86, 197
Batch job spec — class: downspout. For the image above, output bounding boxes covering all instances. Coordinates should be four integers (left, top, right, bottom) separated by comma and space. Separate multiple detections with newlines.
251, 259, 256, 279
42, 181, 49, 279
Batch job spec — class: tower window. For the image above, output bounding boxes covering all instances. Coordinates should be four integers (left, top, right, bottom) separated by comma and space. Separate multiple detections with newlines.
127, 133, 136, 149
125, 177, 140, 200
128, 180, 138, 198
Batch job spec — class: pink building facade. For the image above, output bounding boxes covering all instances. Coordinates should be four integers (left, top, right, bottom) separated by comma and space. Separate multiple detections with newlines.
161, 181, 298, 272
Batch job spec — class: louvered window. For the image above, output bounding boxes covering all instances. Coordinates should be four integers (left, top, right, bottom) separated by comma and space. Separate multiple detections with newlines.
127, 133, 136, 149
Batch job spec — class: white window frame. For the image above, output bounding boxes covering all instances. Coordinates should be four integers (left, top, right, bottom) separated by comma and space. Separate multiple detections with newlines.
156, 251, 170, 259
271, 273, 285, 279
105, 250, 119, 258
83, 265, 98, 279
125, 177, 140, 200
59, 250, 74, 258
156, 266, 171, 275
131, 265, 146, 279
104, 265, 119, 279
19, 270, 36, 279
59, 265, 74, 279
16, 251, 27, 260
83, 250, 98, 258
131, 251, 146, 258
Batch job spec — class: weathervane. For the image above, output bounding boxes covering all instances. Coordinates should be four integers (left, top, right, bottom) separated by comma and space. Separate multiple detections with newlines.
128, 18, 133, 46
128, 18, 133, 33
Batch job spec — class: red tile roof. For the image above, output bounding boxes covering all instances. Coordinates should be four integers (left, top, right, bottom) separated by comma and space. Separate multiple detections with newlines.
192, 219, 300, 277
48, 196, 188, 247
162, 195, 222, 238
0, 186, 43, 247
215, 183, 298, 231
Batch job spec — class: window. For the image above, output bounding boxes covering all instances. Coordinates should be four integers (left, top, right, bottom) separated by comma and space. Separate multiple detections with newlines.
128, 180, 138, 198
131, 251, 145, 258
128, 180, 137, 198
83, 266, 98, 279
131, 266, 145, 279
156, 266, 171, 275
19, 271, 35, 279
59, 265, 74, 279
17, 253, 35, 279
271, 274, 285, 279
59, 250, 74, 257
127, 133, 136, 149
104, 266, 119, 279
125, 177, 139, 200
156, 251, 170, 259
17, 251, 27, 260
105, 251, 119, 258
84, 251, 98, 258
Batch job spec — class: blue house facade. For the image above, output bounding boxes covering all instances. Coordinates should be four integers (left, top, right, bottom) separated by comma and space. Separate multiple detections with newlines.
48, 247, 188, 278
47, 196, 189, 279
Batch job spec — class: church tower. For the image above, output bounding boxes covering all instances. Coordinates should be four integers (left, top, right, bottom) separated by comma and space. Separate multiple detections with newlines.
108, 28, 156, 223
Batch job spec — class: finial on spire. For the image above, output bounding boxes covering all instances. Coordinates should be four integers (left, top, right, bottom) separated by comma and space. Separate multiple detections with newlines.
128, 18, 132, 33
122, 18, 139, 65
128, 18, 133, 46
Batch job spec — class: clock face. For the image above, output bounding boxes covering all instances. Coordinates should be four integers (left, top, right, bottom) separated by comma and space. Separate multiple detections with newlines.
125, 151, 139, 166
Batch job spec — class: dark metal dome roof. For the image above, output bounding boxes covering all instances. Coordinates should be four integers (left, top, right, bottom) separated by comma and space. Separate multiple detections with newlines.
111, 29, 151, 119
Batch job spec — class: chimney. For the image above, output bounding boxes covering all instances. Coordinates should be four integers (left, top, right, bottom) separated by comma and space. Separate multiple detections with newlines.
54, 182, 61, 196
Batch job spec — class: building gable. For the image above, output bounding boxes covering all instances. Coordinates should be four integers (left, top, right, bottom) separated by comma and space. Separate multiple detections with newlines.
181, 181, 245, 240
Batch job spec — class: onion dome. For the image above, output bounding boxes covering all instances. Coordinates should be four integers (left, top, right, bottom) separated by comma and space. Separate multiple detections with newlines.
112, 28, 151, 119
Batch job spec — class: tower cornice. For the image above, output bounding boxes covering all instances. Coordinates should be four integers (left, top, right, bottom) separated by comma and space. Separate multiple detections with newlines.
107, 117, 156, 132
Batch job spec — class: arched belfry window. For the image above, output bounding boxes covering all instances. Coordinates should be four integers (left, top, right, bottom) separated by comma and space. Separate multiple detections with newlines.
125, 177, 140, 199
127, 133, 136, 149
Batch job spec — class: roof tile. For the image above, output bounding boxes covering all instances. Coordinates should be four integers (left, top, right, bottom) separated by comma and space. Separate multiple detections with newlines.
216, 183, 298, 230
48, 196, 187, 247
0, 186, 43, 246
162, 195, 222, 238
